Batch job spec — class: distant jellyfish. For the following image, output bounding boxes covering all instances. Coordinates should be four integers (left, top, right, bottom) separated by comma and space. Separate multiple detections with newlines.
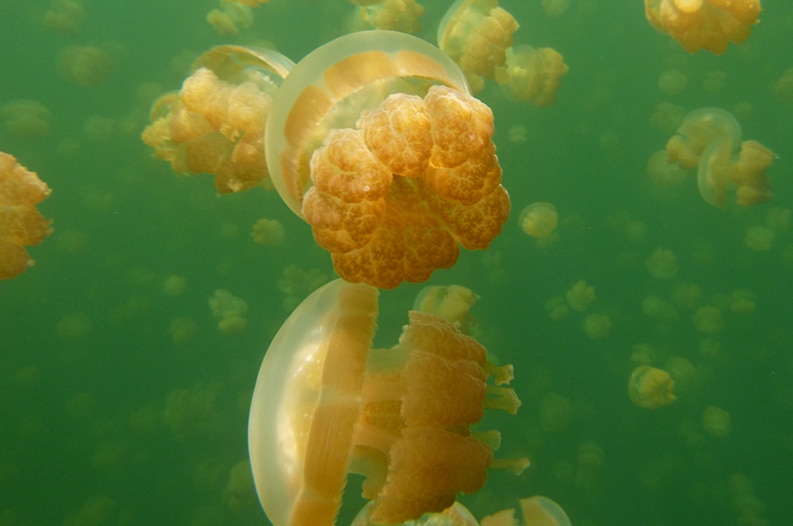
545, 296, 568, 321
703, 405, 731, 437
481, 495, 571, 526
209, 289, 248, 334
629, 365, 676, 409
664, 356, 697, 394
540, 392, 572, 432
43, 0, 85, 35
657, 68, 688, 96
353, 0, 425, 33
496, 45, 568, 107
57, 311, 92, 342
414, 284, 478, 334
566, 280, 595, 312
519, 202, 558, 239
1, 100, 52, 139
169, 316, 197, 344
582, 313, 611, 339
163, 275, 187, 297
58, 45, 114, 88
647, 150, 689, 190
692, 305, 724, 335
744, 226, 774, 251
728, 289, 756, 314
250, 218, 284, 247
774, 68, 793, 105
541, 0, 569, 18
645, 248, 678, 280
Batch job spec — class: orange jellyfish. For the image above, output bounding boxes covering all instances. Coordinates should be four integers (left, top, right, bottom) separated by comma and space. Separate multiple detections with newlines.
142, 45, 293, 193
0, 152, 53, 280
264, 30, 510, 289
495, 46, 568, 107
437, 0, 519, 94
57, 45, 114, 88
644, 0, 762, 54
519, 202, 558, 239
481, 495, 571, 526
665, 108, 774, 208
248, 279, 523, 526
352, 0, 425, 33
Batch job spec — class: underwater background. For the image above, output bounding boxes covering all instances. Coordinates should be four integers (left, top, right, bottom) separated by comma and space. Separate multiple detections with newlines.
1, 0, 792, 525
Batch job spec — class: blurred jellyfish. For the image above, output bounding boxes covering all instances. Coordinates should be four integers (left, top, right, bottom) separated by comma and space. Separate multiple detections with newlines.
437, 0, 519, 93
649, 102, 686, 134
644, 0, 761, 54
641, 295, 678, 322
566, 280, 594, 312
209, 289, 248, 334
647, 150, 689, 193
414, 284, 478, 334
645, 248, 678, 280
62, 496, 115, 526
207, 0, 253, 36
169, 316, 198, 344
765, 207, 791, 232
481, 495, 571, 526
540, 392, 572, 432
630, 343, 656, 366
672, 282, 701, 310
250, 218, 284, 247
507, 124, 528, 143
582, 313, 611, 339
774, 68, 793, 105
728, 474, 767, 526
1, 153, 53, 280
225, 459, 256, 514
545, 296, 568, 321
744, 226, 774, 251
0, 100, 52, 139
702, 70, 727, 94
657, 68, 688, 96
57, 312, 92, 342
354, 0, 425, 33
665, 356, 697, 394
163, 275, 187, 297
703, 405, 731, 437
629, 365, 676, 409
519, 202, 558, 239
542, 0, 569, 18
58, 45, 114, 88
729, 289, 756, 314
496, 45, 569, 107
43, 0, 85, 35
692, 305, 724, 335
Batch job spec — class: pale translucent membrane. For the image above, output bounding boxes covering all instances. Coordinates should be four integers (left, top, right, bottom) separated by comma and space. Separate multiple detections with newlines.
521, 496, 571, 526
247, 279, 378, 526
264, 30, 469, 217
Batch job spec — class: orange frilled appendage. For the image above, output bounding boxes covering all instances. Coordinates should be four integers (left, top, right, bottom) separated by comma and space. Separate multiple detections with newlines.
644, 0, 761, 54
141, 67, 271, 193
356, 311, 504, 523
0, 152, 53, 279
302, 85, 510, 289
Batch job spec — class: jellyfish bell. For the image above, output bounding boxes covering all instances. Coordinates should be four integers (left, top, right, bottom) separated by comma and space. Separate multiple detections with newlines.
265, 30, 510, 289
248, 279, 522, 526
667, 107, 742, 169
142, 45, 293, 193
352, 500, 479, 526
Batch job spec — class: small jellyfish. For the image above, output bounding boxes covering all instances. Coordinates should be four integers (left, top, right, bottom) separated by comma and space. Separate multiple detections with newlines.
495, 46, 568, 107
163, 275, 187, 297
209, 289, 248, 334
645, 248, 678, 280
250, 218, 284, 247
628, 365, 676, 409
353, 0, 425, 33
58, 45, 114, 88
43, 0, 85, 35
207, 0, 253, 36
703, 405, 731, 437
774, 68, 793, 105
0, 100, 52, 139
519, 202, 558, 239
541, 0, 569, 18
169, 316, 197, 344
647, 150, 689, 190
582, 313, 611, 339
657, 68, 688, 96
692, 305, 724, 335
566, 280, 595, 312
413, 284, 478, 334
480, 495, 571, 526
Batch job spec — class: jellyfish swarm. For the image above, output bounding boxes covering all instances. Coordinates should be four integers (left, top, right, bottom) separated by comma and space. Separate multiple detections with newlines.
248, 279, 521, 526
0, 152, 53, 280
665, 108, 774, 208
644, 0, 762, 54
265, 31, 510, 289
142, 45, 293, 193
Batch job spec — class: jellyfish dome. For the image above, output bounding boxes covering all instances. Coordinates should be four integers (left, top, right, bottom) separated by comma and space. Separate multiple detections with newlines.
265, 30, 510, 289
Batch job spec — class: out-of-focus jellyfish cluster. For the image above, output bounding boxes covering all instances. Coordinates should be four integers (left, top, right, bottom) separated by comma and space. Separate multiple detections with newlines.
208, 289, 248, 334
207, 0, 254, 36
644, 0, 762, 54
142, 45, 293, 193
437, 0, 568, 105
349, 0, 425, 33
656, 107, 776, 208
0, 152, 53, 280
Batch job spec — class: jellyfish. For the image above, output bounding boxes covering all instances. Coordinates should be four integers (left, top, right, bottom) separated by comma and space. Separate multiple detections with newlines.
248, 279, 523, 526
628, 365, 676, 409
250, 218, 285, 246
774, 68, 793, 105
644, 0, 762, 54
702, 405, 731, 437
58, 45, 114, 88
519, 202, 558, 239
480, 496, 571, 526
582, 313, 611, 339
0, 152, 53, 280
352, 0, 425, 33
209, 289, 248, 334
43, 0, 85, 35
692, 305, 724, 335
353, 501, 479, 526
645, 248, 678, 280
566, 280, 594, 312
264, 31, 510, 289
413, 284, 478, 334
437, 0, 519, 93
207, 0, 253, 36
542, 0, 570, 18
657, 68, 688, 96
142, 45, 293, 193
496, 46, 568, 107
0, 100, 52, 139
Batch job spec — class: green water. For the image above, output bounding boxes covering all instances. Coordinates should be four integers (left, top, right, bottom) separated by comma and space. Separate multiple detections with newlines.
2, 1, 792, 525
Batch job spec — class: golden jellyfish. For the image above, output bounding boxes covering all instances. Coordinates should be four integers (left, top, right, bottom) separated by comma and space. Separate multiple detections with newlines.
248, 279, 523, 526
692, 305, 724, 335
0, 100, 52, 139
647, 150, 688, 190
629, 365, 676, 409
644, 0, 762, 55
665, 107, 775, 208
495, 46, 568, 107
43, 0, 85, 35
58, 45, 114, 88
542, 0, 570, 18
0, 152, 53, 280
353, 501, 479, 526
480, 495, 571, 526
566, 280, 594, 312
142, 45, 293, 193
209, 289, 248, 334
702, 405, 731, 437
162, 274, 187, 297
354, 0, 425, 33
519, 202, 558, 239
250, 218, 285, 246
657, 68, 688, 96
264, 31, 510, 289
437, 0, 519, 93
774, 68, 793, 105
207, 0, 253, 36
414, 284, 478, 334
645, 247, 678, 280
582, 313, 611, 339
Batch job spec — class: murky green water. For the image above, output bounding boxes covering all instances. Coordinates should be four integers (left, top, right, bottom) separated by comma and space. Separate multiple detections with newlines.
2, 1, 792, 525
